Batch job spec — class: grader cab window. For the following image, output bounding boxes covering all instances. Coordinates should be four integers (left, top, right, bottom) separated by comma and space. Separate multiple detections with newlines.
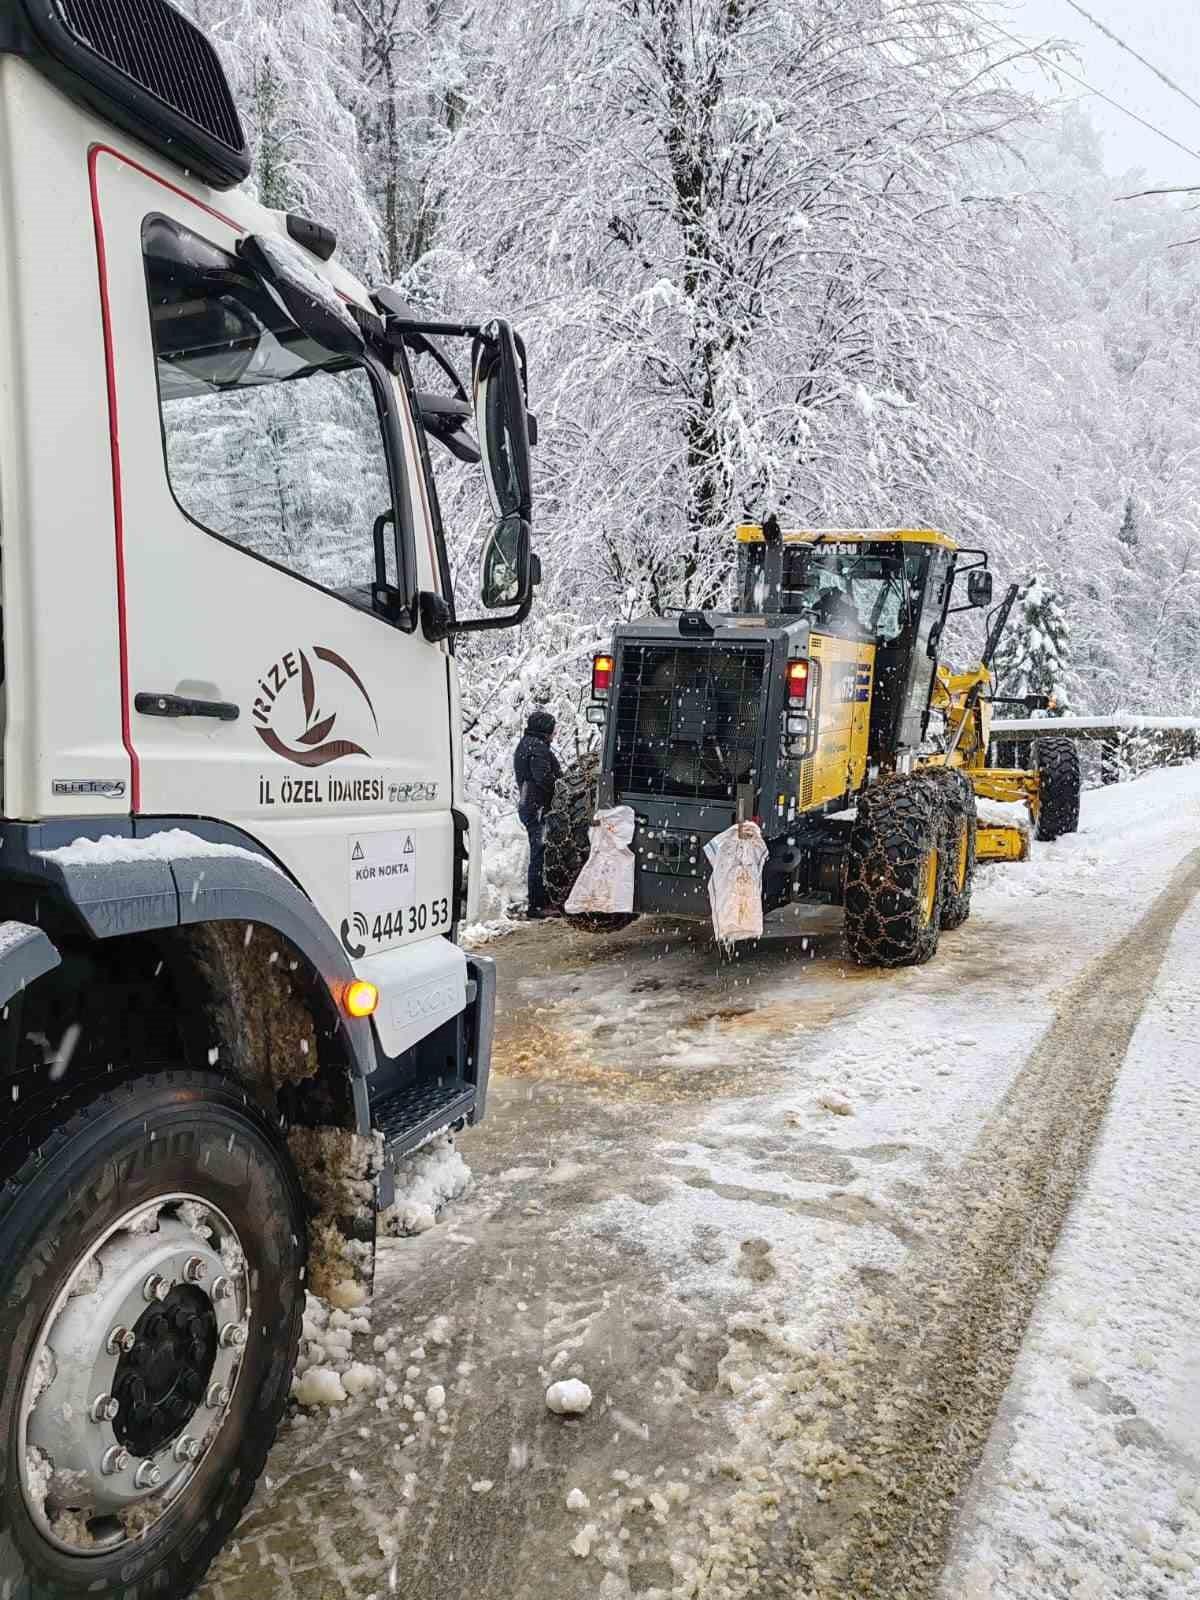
738, 540, 919, 644
779, 547, 911, 641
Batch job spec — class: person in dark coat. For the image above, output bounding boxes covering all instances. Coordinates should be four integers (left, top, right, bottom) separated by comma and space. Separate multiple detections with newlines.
514, 709, 562, 919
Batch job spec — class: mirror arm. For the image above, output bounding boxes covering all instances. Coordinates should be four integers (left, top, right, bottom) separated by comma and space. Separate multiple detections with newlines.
452, 591, 536, 635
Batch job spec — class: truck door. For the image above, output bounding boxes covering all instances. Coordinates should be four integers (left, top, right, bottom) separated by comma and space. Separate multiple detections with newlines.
93, 148, 455, 959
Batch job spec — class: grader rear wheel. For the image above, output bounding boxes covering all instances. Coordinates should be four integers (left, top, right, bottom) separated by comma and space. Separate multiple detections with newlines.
542, 752, 637, 933
843, 776, 946, 967
923, 768, 977, 931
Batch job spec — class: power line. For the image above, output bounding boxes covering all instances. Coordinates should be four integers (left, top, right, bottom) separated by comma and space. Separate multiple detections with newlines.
963, 3, 1200, 168
1058, 0, 1200, 120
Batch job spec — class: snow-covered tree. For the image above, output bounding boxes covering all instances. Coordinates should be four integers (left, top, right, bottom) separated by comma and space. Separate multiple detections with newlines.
157, 2, 1200, 812
994, 577, 1074, 713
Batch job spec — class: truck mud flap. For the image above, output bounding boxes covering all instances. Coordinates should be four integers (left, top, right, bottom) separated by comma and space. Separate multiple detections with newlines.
0, 922, 60, 1007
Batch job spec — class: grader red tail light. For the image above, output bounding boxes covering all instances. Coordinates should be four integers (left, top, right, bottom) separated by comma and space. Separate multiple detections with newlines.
592, 654, 614, 698
786, 659, 810, 702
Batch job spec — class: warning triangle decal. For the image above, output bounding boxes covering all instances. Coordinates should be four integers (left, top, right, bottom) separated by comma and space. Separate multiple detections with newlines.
351, 841, 365, 862
403, 836, 415, 854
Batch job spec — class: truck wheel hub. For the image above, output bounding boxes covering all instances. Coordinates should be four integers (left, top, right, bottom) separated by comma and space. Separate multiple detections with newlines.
111, 1283, 218, 1456
19, 1195, 250, 1554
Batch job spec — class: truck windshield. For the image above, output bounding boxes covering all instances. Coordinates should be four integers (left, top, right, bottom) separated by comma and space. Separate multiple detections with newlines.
142, 215, 396, 602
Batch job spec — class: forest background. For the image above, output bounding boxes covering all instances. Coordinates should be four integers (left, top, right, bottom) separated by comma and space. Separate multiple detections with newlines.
178, 0, 1200, 814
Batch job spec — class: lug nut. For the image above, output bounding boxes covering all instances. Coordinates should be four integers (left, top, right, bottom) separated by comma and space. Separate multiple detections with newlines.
219, 1322, 247, 1349
206, 1382, 231, 1410
173, 1436, 201, 1463
183, 1256, 207, 1283
211, 1276, 233, 1302
143, 1274, 171, 1303
106, 1326, 136, 1355
101, 1445, 130, 1476
134, 1460, 162, 1490
90, 1393, 120, 1423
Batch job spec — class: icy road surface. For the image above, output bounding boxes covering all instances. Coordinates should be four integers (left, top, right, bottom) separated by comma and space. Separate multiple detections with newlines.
200, 764, 1200, 1600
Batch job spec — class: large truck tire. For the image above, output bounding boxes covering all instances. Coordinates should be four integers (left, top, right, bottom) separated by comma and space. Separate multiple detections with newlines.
1033, 736, 1081, 841
843, 775, 945, 967
542, 752, 637, 932
0, 1070, 305, 1600
924, 767, 977, 931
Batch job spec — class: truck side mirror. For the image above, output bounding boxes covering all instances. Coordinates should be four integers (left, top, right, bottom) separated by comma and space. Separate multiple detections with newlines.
480, 514, 531, 608
472, 320, 533, 524
967, 569, 994, 608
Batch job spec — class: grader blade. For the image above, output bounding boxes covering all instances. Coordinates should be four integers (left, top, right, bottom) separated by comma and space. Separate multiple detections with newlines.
976, 822, 1031, 863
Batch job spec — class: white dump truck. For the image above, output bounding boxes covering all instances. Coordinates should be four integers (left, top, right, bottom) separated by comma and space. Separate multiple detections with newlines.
0, 2, 537, 1592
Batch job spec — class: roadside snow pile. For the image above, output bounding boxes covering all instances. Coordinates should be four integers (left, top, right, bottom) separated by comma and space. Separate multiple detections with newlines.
380, 1135, 472, 1236
546, 1378, 593, 1415
474, 809, 528, 922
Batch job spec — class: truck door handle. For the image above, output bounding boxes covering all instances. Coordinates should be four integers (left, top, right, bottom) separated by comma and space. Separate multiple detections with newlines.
135, 692, 240, 722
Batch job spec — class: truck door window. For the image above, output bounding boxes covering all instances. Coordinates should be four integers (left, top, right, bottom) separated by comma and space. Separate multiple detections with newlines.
142, 215, 399, 609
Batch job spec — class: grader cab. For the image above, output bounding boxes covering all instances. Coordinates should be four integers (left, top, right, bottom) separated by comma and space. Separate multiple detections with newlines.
549, 522, 1079, 964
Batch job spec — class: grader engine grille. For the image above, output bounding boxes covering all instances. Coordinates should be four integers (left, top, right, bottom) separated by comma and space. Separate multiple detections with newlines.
611, 643, 765, 802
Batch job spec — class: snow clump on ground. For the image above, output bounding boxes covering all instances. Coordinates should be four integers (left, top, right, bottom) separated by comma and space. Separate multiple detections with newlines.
293, 1293, 377, 1407
546, 1378, 593, 1415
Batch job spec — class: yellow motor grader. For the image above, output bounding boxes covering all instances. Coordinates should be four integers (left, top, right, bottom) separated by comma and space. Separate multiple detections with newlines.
548, 521, 1080, 965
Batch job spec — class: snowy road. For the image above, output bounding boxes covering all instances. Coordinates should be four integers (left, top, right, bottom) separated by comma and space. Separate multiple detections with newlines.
200, 764, 1200, 1600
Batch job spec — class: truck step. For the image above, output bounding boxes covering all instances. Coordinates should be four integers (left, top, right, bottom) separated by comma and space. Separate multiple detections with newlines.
373, 1078, 476, 1161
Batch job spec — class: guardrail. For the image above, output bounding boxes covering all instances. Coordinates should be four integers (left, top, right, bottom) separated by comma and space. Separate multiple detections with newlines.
989, 715, 1200, 785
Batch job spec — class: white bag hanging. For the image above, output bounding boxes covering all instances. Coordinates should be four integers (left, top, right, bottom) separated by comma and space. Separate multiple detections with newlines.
564, 805, 636, 915
704, 821, 768, 943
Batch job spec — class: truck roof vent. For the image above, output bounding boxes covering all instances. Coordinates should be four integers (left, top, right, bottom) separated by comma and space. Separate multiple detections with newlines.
10, 0, 250, 189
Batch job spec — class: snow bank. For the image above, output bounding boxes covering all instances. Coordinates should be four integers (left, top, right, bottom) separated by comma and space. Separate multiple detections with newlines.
941, 890, 1200, 1599
380, 1135, 472, 1236
474, 808, 529, 923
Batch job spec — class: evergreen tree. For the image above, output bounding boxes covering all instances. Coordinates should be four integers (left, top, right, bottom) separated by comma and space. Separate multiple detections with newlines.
994, 577, 1074, 713
1118, 494, 1138, 552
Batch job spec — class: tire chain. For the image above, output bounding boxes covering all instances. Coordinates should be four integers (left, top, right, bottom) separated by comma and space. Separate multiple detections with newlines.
843, 775, 945, 967
541, 751, 601, 908
923, 767, 977, 931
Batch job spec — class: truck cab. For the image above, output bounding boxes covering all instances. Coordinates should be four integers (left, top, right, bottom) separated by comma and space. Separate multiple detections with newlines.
0, 4, 534, 1592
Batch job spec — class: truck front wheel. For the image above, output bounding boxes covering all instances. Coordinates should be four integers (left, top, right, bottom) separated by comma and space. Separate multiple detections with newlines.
0, 1071, 305, 1600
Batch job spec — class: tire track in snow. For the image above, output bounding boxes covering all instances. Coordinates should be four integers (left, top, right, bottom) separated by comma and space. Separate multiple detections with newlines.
685, 847, 1200, 1600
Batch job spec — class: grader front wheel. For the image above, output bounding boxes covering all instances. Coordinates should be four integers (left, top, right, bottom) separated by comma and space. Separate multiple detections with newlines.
924, 768, 977, 930
843, 777, 946, 967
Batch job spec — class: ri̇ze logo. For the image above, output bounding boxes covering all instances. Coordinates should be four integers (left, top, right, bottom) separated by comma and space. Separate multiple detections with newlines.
253, 646, 379, 767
